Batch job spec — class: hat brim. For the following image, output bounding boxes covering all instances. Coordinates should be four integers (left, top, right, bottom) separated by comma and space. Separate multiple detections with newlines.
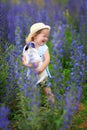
29, 25, 50, 36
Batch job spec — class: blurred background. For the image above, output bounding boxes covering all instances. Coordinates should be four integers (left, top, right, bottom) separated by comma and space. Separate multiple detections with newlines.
0, 0, 87, 130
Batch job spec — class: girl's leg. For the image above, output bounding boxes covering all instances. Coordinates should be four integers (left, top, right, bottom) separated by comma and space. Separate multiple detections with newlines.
43, 87, 55, 103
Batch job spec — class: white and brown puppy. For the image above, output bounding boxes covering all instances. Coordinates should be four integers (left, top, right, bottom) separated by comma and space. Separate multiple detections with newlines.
23, 42, 48, 84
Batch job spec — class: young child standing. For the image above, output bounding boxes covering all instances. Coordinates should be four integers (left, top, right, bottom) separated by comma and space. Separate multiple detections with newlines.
22, 22, 54, 104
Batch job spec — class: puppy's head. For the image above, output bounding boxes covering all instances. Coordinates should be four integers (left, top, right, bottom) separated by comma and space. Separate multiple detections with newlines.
25, 42, 35, 51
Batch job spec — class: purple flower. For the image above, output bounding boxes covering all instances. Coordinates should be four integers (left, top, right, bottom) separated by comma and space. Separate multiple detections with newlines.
0, 105, 11, 130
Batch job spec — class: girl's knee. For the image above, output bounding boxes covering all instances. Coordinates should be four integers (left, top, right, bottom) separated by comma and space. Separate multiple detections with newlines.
43, 87, 52, 94
43, 87, 55, 103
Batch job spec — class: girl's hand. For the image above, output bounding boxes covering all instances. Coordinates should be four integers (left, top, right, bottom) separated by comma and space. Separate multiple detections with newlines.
22, 55, 25, 63
22, 55, 32, 67
35, 67, 43, 74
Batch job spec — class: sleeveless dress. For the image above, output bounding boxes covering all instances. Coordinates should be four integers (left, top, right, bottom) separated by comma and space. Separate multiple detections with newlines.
37, 44, 51, 78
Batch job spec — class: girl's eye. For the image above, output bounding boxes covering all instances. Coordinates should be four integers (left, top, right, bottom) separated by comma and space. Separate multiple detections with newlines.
44, 35, 48, 38
46, 36, 48, 39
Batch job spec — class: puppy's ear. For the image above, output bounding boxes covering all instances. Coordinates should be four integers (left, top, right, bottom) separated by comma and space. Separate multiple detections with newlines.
29, 42, 35, 48
25, 45, 28, 50
25, 42, 35, 51
31, 43, 35, 48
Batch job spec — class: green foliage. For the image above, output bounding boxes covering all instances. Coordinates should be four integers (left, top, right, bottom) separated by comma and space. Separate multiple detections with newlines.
54, 0, 69, 5
63, 27, 72, 55
65, 12, 75, 27
58, 0, 69, 5
64, 27, 72, 43
0, 54, 8, 86
71, 103, 87, 130
81, 84, 87, 104
0, 44, 9, 102
9, 89, 63, 130
10, 92, 32, 130
63, 68, 71, 83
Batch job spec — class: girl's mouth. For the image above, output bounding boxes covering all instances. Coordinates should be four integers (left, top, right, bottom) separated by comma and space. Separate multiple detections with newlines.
42, 40, 45, 43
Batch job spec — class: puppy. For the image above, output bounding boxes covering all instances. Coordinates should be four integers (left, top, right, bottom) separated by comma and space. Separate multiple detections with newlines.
23, 42, 48, 84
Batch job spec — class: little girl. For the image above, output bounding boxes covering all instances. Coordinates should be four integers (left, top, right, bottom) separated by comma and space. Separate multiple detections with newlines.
22, 22, 54, 103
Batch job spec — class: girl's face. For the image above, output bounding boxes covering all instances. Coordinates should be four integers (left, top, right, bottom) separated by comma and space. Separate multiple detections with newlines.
34, 29, 50, 46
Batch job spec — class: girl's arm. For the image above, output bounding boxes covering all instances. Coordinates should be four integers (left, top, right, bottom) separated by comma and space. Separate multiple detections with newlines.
36, 49, 50, 74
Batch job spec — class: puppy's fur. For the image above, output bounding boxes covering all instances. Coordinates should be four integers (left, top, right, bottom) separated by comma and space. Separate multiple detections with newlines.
23, 43, 48, 84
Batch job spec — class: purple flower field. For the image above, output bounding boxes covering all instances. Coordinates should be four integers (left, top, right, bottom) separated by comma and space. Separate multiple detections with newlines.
0, 0, 87, 130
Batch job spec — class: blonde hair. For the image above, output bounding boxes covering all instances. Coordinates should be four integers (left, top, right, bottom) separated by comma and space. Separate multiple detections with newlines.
26, 29, 43, 44
26, 34, 34, 43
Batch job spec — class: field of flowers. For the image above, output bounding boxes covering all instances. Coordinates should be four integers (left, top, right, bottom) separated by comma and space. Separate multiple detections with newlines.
0, 0, 87, 130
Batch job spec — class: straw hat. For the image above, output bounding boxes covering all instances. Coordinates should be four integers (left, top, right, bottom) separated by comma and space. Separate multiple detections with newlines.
26, 22, 51, 43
